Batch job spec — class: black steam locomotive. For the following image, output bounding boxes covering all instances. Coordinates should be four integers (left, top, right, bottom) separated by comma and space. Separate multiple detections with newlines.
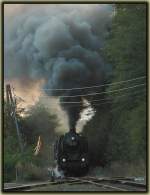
54, 129, 89, 176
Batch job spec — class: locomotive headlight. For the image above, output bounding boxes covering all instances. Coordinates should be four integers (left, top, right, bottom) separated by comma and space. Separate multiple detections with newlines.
81, 158, 85, 162
62, 158, 66, 162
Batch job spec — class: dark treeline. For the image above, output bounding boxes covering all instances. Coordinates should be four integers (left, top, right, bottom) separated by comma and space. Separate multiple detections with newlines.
82, 4, 147, 175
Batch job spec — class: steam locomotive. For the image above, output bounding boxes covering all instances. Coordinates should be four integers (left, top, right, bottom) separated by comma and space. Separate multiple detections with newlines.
54, 128, 89, 176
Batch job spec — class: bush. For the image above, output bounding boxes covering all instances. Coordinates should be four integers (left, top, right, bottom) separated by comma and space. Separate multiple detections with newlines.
23, 163, 49, 181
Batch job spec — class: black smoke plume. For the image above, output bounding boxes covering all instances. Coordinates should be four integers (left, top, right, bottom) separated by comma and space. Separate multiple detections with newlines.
4, 4, 113, 130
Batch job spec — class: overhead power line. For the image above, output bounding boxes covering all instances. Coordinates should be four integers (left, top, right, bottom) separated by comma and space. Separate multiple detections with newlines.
41, 83, 146, 98
59, 88, 146, 104
41, 75, 146, 91
59, 92, 146, 108
41, 92, 145, 109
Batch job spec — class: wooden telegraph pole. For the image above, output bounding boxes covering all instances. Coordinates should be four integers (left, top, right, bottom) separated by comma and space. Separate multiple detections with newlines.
6, 84, 24, 153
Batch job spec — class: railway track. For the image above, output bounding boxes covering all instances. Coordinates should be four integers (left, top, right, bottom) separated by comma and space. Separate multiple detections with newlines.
67, 176, 146, 191
4, 178, 75, 192
4, 176, 146, 192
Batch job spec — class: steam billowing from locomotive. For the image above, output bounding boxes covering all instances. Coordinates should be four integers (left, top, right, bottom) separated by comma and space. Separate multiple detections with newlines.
4, 4, 113, 130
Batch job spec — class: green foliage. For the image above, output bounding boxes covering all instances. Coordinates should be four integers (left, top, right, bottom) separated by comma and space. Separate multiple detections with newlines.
23, 163, 48, 181
4, 101, 59, 182
104, 4, 146, 78
83, 4, 146, 172
21, 103, 58, 144
4, 102, 16, 138
104, 4, 147, 165
126, 101, 146, 161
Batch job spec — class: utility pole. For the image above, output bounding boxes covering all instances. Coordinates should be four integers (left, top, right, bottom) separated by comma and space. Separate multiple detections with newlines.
6, 84, 24, 153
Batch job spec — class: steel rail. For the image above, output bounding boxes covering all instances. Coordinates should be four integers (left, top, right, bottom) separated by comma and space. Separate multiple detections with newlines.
3, 178, 77, 191
67, 177, 128, 191
85, 176, 146, 191
88, 176, 146, 188
4, 181, 53, 191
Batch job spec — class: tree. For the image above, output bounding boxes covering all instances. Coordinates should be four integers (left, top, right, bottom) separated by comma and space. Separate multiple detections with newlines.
20, 102, 59, 166
21, 103, 58, 145
4, 100, 59, 181
104, 4, 147, 164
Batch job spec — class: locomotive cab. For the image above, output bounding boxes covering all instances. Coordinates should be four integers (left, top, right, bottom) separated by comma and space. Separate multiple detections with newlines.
54, 129, 89, 176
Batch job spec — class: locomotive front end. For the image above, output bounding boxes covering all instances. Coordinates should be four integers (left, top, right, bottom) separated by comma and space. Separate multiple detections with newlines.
54, 129, 89, 176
